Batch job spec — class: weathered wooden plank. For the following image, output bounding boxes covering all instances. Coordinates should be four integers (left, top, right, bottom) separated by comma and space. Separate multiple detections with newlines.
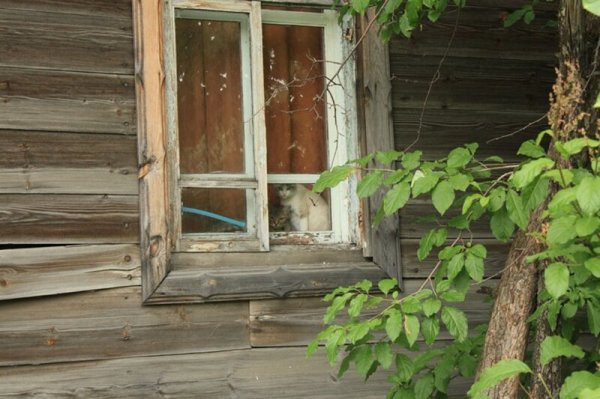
0, 67, 135, 134
0, 168, 137, 195
390, 6, 557, 61
401, 238, 509, 278
0, 287, 249, 366
249, 280, 494, 347
0, 7, 133, 73
359, 10, 402, 283
0, 195, 139, 244
391, 55, 556, 83
392, 108, 545, 159
0, 130, 137, 169
0, 0, 131, 19
391, 77, 550, 113
0, 244, 140, 301
0, 347, 472, 398
148, 250, 387, 304
133, 0, 171, 302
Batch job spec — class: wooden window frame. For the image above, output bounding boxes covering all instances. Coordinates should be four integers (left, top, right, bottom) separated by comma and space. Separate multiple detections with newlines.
133, 0, 401, 304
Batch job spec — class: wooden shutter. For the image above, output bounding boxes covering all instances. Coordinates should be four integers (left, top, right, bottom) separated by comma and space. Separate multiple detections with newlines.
358, 11, 402, 285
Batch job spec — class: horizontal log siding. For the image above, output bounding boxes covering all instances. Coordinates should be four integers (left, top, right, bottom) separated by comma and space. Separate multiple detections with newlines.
392, 1, 556, 293
0, 0, 138, 248
0, 347, 473, 398
0, 287, 249, 366
0, 245, 141, 300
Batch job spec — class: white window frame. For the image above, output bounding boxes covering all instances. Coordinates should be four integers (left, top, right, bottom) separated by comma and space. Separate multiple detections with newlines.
164, 0, 359, 252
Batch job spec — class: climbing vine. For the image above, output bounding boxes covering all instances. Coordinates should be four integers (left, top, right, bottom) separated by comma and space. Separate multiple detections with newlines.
307, 1, 600, 397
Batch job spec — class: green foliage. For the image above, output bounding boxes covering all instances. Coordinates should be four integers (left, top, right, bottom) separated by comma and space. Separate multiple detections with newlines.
468, 359, 532, 398
539, 336, 584, 366
310, 6, 600, 396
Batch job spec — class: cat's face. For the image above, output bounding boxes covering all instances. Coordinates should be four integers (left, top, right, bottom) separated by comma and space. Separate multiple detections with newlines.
275, 183, 296, 200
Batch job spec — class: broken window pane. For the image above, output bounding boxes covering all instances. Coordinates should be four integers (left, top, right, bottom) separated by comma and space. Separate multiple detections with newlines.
176, 14, 247, 174
263, 24, 328, 175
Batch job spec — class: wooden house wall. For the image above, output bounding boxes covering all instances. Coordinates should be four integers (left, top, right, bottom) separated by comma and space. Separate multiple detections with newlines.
0, 0, 555, 397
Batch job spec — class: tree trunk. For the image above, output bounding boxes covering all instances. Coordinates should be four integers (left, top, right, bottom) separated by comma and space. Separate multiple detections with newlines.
530, 1, 599, 397
477, 2, 599, 398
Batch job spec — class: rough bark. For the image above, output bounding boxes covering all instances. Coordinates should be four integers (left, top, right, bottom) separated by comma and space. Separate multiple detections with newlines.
477, 2, 599, 398
530, 2, 599, 398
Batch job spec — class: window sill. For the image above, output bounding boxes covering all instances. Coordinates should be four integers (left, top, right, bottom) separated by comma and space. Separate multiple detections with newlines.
143, 247, 387, 304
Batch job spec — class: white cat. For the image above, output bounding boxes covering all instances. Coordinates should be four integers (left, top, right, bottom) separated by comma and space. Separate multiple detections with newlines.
275, 183, 331, 231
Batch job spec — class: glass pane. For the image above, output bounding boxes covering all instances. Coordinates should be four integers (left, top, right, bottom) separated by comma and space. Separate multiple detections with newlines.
268, 183, 331, 231
182, 188, 250, 234
263, 24, 328, 174
176, 15, 246, 174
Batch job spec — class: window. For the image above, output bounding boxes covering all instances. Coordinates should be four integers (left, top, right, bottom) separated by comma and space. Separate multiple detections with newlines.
166, 3, 356, 252
133, 0, 400, 304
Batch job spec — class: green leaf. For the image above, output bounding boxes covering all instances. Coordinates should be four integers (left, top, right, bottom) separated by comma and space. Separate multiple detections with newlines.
375, 342, 394, 369
465, 254, 484, 282
434, 356, 454, 393
488, 188, 506, 212
517, 140, 546, 158
503, 7, 528, 27
379, 278, 398, 295
506, 190, 529, 230
468, 359, 532, 397
325, 328, 345, 365
354, 345, 374, 376
351, 0, 371, 14
386, 309, 403, 341
576, 217, 600, 237
584, 257, 600, 278
357, 171, 384, 199
511, 158, 554, 189
448, 173, 471, 191
547, 215, 578, 245
402, 151, 423, 170
587, 300, 600, 336
447, 147, 472, 169
462, 194, 483, 215
540, 336, 584, 366
347, 322, 370, 343
581, 388, 600, 399
441, 306, 468, 342
404, 314, 420, 347
561, 137, 600, 156
395, 353, 415, 383
418, 228, 445, 261
376, 149, 403, 165
412, 173, 440, 197
577, 176, 600, 215
348, 293, 368, 318
314, 165, 354, 192
384, 182, 411, 215
595, 92, 600, 107
560, 371, 600, 399
414, 373, 435, 399
490, 209, 515, 241
470, 244, 487, 258
421, 316, 440, 345
544, 262, 569, 300
401, 296, 422, 314
544, 169, 574, 187
432, 181, 455, 215
422, 298, 442, 317
522, 177, 550, 211
447, 253, 465, 281
458, 355, 478, 377
548, 187, 577, 214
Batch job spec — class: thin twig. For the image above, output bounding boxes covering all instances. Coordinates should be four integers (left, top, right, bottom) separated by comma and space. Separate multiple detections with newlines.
405, 7, 461, 152
486, 114, 547, 144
